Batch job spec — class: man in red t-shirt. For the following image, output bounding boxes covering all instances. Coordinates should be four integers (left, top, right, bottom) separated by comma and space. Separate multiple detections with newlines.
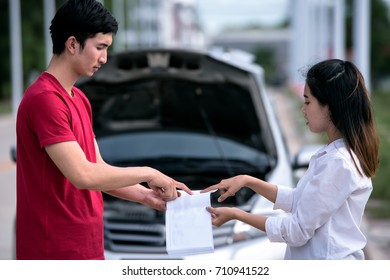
16, 0, 191, 260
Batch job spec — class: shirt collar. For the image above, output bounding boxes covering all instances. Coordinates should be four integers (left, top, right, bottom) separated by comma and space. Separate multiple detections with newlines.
315, 138, 345, 158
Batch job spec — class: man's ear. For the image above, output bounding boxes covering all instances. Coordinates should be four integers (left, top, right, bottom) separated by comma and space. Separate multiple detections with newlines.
65, 36, 78, 54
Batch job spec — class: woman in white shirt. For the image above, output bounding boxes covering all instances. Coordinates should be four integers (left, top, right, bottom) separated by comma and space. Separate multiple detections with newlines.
202, 59, 379, 260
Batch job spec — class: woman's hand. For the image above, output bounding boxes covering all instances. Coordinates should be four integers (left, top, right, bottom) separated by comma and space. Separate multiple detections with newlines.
206, 206, 238, 227
201, 175, 247, 202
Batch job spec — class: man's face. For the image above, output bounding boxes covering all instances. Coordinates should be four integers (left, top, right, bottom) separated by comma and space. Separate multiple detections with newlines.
75, 32, 113, 77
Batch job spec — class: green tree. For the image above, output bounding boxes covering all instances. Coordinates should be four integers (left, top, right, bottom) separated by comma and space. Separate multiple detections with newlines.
0, 0, 11, 100
0, 0, 45, 100
370, 0, 390, 85
346, 0, 390, 87
0, 0, 118, 106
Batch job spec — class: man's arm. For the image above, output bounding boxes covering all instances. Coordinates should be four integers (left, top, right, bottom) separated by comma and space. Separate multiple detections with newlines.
105, 186, 166, 211
94, 140, 168, 210
45, 140, 191, 200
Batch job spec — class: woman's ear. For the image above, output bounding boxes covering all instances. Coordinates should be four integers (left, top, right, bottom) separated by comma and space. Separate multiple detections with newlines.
327, 106, 333, 123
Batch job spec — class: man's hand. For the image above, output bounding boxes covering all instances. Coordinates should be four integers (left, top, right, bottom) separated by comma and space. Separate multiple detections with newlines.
147, 169, 192, 201
142, 189, 167, 211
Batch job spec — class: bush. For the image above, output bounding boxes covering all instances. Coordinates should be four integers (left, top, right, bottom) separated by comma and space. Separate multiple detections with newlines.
371, 89, 390, 200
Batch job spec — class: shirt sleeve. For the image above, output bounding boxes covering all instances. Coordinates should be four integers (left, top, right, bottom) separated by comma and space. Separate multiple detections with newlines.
273, 185, 294, 212
266, 155, 358, 246
28, 92, 76, 148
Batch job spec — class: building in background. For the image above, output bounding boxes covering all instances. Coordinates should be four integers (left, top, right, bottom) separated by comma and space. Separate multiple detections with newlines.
206, 0, 370, 91
208, 29, 290, 85
114, 0, 205, 50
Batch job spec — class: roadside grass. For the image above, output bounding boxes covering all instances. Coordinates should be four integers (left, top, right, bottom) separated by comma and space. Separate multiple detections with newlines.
370, 89, 390, 217
365, 199, 390, 219
0, 99, 11, 115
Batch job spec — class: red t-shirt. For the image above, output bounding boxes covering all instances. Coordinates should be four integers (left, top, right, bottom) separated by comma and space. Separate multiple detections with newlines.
16, 72, 104, 259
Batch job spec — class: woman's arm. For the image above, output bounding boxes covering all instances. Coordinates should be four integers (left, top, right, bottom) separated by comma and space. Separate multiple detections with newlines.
206, 206, 268, 232
202, 174, 278, 203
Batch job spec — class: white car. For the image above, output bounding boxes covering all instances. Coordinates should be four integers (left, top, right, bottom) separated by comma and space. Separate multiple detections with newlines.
75, 48, 312, 260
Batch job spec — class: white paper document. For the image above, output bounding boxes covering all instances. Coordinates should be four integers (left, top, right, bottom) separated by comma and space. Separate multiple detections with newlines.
166, 191, 214, 256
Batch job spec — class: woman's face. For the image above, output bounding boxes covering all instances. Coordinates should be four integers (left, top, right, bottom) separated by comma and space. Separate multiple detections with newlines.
301, 84, 331, 134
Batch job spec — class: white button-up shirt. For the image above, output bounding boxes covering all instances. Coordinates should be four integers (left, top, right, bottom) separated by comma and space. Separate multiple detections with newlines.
265, 139, 372, 259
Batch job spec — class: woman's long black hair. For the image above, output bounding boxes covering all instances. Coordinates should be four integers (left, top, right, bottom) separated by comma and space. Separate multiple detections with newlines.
306, 59, 379, 178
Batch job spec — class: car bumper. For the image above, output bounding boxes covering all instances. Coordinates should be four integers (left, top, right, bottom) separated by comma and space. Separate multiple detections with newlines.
104, 237, 286, 260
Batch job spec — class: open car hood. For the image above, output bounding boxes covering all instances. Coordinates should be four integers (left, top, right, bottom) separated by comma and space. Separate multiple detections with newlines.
76, 48, 274, 154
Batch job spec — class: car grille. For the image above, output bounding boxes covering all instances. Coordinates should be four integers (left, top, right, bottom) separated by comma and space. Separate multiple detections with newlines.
103, 202, 234, 254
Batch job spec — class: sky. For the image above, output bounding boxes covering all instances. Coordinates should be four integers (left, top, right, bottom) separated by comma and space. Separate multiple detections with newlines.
197, 0, 291, 35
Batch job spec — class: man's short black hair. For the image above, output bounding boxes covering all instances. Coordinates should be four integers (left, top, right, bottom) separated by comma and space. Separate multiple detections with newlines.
50, 0, 118, 54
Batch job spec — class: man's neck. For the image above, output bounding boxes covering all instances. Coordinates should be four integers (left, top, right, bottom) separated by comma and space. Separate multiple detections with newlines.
46, 55, 79, 96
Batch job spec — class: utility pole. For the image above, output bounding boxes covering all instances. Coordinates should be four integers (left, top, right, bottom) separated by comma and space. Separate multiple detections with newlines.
289, 0, 310, 90
112, 0, 126, 51
9, 0, 23, 117
333, 0, 345, 59
288, 0, 369, 91
353, 0, 371, 90
43, 0, 56, 67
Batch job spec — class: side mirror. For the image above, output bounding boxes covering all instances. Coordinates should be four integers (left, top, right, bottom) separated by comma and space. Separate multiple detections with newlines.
292, 144, 322, 183
293, 144, 323, 170
10, 145, 16, 163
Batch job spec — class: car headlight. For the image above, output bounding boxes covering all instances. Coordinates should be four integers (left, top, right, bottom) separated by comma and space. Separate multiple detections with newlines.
232, 220, 267, 242
232, 210, 284, 243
